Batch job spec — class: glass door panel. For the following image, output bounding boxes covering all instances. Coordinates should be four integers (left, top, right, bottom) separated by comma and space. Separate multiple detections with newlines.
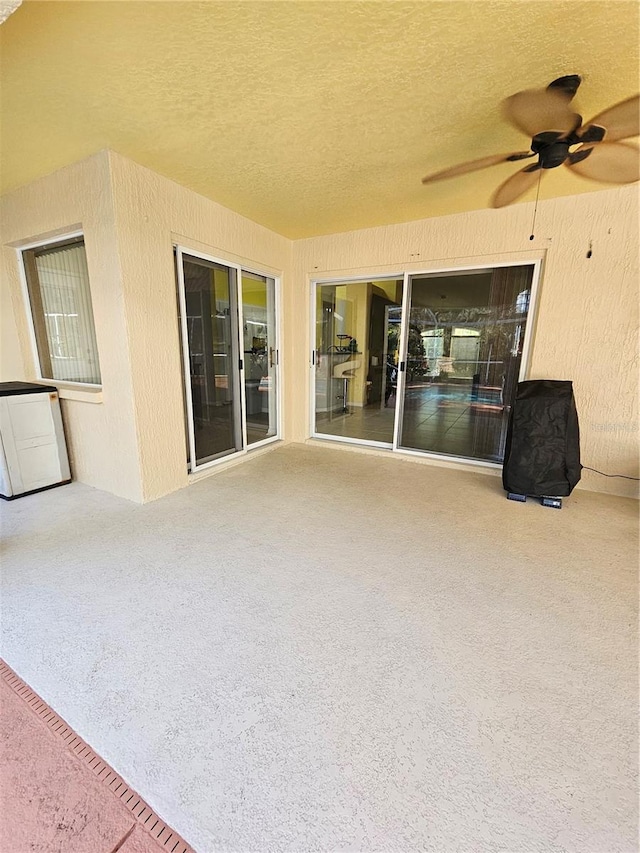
314, 279, 403, 445
241, 272, 278, 446
180, 253, 242, 468
398, 265, 534, 463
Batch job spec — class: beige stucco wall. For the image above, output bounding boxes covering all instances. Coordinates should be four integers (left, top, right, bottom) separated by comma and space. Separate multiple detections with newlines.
291, 185, 639, 498
107, 152, 292, 502
0, 152, 144, 501
0, 151, 291, 503
0, 255, 25, 381
2, 151, 637, 501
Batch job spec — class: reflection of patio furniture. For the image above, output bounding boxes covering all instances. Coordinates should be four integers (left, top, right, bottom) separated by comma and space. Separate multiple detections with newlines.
471, 374, 503, 403
333, 359, 360, 413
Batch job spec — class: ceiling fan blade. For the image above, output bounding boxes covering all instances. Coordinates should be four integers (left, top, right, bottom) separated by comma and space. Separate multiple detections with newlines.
576, 124, 606, 144
503, 88, 581, 137
422, 151, 533, 184
547, 75, 582, 101
586, 95, 640, 142
567, 141, 640, 183
491, 165, 543, 208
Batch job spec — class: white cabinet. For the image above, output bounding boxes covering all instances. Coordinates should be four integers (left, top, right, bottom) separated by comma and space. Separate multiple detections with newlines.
0, 383, 71, 500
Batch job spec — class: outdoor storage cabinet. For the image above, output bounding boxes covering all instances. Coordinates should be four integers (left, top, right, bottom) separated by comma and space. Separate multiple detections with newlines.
0, 382, 71, 500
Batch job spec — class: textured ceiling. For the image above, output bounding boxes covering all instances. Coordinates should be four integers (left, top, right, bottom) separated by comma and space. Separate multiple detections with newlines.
0, 1, 638, 238
0, 1, 21, 24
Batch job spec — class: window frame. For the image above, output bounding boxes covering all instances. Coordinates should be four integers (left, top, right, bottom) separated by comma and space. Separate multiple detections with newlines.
18, 231, 103, 390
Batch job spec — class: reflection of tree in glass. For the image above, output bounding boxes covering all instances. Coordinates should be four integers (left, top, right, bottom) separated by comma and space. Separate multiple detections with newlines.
388, 324, 428, 381
387, 326, 399, 360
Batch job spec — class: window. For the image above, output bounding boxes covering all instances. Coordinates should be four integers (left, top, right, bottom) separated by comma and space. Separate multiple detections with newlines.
22, 236, 101, 385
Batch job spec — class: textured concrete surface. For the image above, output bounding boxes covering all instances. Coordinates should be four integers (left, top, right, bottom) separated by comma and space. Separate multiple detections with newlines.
118, 825, 172, 853
1, 675, 132, 852
1, 444, 637, 852
0, 663, 194, 852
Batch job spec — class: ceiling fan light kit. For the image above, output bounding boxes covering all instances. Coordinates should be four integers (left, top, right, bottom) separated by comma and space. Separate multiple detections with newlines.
421, 76, 640, 208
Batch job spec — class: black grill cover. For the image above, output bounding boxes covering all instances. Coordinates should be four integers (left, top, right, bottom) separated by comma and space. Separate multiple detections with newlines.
502, 380, 581, 497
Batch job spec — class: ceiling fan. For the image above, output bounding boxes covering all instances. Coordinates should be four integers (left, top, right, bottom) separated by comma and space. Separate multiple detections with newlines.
421, 75, 640, 207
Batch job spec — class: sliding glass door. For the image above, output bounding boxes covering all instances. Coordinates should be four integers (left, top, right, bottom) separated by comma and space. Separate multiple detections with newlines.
312, 262, 537, 465
241, 272, 278, 446
176, 249, 279, 472
396, 264, 535, 463
313, 278, 403, 445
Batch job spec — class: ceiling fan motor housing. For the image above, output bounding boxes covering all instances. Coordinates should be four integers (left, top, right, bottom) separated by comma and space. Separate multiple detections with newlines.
531, 124, 606, 169
538, 140, 572, 169
531, 132, 572, 168
420, 74, 638, 205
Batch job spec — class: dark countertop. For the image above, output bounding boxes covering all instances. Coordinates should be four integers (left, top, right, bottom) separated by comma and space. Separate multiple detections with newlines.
0, 382, 58, 397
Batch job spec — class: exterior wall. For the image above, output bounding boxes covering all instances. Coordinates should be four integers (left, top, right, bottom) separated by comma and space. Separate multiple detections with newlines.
107, 152, 292, 502
291, 186, 639, 498
0, 152, 143, 501
0, 257, 25, 380
2, 151, 637, 501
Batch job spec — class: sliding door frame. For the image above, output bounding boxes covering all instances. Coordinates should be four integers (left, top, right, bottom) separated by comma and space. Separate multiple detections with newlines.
239, 266, 283, 451
310, 258, 543, 468
392, 258, 543, 466
391, 271, 411, 451
309, 273, 405, 449
176, 244, 282, 474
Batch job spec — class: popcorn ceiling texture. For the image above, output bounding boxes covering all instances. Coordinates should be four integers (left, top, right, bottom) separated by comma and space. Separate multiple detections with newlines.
0, 0, 20, 25
0, 1, 638, 237
1, 444, 637, 852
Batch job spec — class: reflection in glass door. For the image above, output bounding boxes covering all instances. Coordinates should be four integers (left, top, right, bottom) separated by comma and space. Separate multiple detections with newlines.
313, 278, 403, 445
397, 264, 535, 463
179, 254, 242, 467
241, 272, 278, 445
176, 250, 280, 472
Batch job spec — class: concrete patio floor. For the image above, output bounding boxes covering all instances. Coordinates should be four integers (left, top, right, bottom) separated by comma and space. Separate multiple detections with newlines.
1, 444, 637, 852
